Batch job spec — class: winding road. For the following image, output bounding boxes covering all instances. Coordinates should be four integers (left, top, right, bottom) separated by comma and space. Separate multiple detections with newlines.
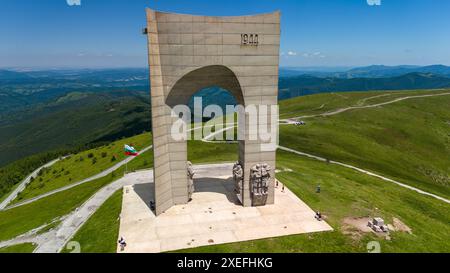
280, 92, 450, 124
0, 158, 63, 210
1, 145, 153, 211
202, 91, 450, 204
278, 146, 450, 204
0, 163, 234, 253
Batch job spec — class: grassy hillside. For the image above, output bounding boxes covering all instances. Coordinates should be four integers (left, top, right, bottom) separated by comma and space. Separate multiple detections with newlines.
0, 145, 153, 243
1, 89, 449, 253
0, 173, 115, 242
63, 144, 450, 253
279, 89, 449, 119
11, 133, 152, 204
0, 150, 65, 203
279, 90, 450, 199
0, 243, 36, 253
180, 150, 450, 253
0, 90, 151, 167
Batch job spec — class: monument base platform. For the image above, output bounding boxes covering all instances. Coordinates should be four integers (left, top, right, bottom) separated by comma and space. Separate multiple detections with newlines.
118, 175, 333, 253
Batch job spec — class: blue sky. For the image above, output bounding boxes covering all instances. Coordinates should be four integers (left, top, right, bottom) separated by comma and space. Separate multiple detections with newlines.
1, 0, 449, 68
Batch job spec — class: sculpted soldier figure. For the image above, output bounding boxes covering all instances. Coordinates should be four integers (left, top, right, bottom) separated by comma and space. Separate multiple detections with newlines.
187, 161, 195, 201
233, 162, 244, 195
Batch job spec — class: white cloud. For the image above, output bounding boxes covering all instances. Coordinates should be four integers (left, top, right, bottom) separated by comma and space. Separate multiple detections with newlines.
287, 51, 298, 56
301, 51, 326, 59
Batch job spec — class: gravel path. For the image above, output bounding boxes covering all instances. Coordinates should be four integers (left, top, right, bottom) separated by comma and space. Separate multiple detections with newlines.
280, 92, 450, 124
278, 146, 450, 204
0, 163, 233, 253
0, 158, 63, 210
3, 145, 153, 211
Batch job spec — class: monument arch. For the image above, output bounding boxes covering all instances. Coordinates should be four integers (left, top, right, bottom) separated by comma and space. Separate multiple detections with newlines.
145, 9, 280, 215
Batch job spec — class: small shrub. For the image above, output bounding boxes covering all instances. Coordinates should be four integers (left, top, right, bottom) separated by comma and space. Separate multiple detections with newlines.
111, 156, 117, 162
101, 152, 108, 158
87, 153, 94, 159
92, 158, 97, 165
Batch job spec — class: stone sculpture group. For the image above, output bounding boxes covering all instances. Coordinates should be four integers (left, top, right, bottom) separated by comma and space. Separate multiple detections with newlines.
250, 163, 272, 206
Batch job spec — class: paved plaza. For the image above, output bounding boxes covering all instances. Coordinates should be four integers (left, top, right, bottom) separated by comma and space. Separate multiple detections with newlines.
118, 167, 333, 253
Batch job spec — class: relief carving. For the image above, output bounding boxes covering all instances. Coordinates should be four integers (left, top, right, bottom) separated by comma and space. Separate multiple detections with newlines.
250, 163, 272, 206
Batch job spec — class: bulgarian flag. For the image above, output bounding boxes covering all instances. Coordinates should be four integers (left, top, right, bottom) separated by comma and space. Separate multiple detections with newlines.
124, 144, 139, 156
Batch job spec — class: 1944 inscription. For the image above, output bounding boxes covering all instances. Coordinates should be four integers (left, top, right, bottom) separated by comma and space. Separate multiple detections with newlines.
241, 34, 259, 46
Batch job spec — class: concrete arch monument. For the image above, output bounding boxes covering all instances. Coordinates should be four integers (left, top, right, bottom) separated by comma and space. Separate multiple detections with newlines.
145, 9, 280, 215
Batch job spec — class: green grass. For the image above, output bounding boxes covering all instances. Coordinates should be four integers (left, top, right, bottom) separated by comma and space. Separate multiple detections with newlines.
12, 133, 152, 204
0, 168, 123, 242
61, 189, 123, 253
188, 140, 238, 164
279, 90, 450, 199
36, 220, 62, 235
0, 90, 151, 168
126, 148, 154, 172
179, 150, 450, 253
67, 140, 450, 253
0, 147, 154, 243
279, 89, 450, 119
0, 243, 36, 253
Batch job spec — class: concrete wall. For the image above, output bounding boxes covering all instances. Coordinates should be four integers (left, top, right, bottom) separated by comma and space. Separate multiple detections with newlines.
146, 9, 280, 215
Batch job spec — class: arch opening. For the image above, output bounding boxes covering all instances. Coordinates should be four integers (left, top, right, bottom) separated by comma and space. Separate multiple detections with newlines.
166, 65, 245, 108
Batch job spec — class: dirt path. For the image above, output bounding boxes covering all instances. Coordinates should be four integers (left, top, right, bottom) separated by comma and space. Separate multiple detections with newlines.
278, 146, 450, 204
356, 93, 392, 106
0, 163, 234, 253
281, 92, 450, 123
0, 158, 63, 210
2, 145, 153, 211
200, 120, 450, 205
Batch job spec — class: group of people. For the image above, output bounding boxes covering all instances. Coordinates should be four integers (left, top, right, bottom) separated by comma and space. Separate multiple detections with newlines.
275, 180, 285, 192
277, 180, 324, 222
